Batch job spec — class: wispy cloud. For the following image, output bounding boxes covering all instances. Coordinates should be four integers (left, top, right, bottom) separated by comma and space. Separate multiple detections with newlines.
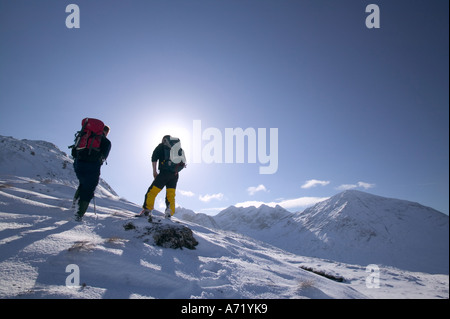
178, 190, 195, 197
357, 182, 375, 189
247, 184, 268, 196
336, 181, 375, 191
199, 193, 224, 202
301, 179, 330, 189
235, 196, 328, 210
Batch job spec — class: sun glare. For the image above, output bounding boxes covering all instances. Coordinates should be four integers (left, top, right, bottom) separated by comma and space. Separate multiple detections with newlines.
148, 120, 192, 163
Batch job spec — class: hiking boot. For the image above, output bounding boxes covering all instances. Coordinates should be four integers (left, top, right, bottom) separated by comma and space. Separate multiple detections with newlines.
164, 208, 172, 219
74, 200, 89, 222
72, 188, 80, 209
136, 209, 151, 217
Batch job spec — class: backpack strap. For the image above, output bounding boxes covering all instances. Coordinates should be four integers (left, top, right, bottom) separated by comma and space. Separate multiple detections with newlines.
174, 162, 186, 175
87, 131, 101, 155
68, 119, 89, 150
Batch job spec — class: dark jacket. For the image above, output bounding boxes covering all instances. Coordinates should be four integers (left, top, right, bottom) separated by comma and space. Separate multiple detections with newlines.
151, 142, 186, 173
151, 143, 166, 171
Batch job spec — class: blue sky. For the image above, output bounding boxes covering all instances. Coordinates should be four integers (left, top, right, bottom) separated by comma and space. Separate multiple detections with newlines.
0, 0, 448, 215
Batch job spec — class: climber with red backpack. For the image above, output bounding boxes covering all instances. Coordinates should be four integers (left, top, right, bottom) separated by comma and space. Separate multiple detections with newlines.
69, 118, 111, 221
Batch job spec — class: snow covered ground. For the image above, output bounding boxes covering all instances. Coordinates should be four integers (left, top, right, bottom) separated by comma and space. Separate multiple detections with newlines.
0, 175, 365, 299
0, 136, 448, 299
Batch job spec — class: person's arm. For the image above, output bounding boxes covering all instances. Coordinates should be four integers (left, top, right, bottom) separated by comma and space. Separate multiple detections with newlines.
151, 144, 163, 179
152, 161, 158, 179
101, 137, 111, 161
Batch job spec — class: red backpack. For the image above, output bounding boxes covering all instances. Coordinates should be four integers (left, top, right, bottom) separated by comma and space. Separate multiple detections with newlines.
69, 118, 105, 156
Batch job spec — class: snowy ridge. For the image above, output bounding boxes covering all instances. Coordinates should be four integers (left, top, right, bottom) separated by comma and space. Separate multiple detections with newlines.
291, 190, 449, 274
185, 191, 449, 275
177, 207, 220, 229
0, 135, 448, 299
215, 204, 291, 232
0, 135, 117, 198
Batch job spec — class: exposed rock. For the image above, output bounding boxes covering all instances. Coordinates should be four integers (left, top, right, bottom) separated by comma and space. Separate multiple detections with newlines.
124, 220, 198, 250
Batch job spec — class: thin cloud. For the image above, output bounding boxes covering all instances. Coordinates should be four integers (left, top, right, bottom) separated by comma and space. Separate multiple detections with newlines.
199, 193, 224, 202
357, 182, 375, 189
336, 181, 375, 190
178, 190, 195, 197
301, 179, 330, 189
247, 184, 268, 196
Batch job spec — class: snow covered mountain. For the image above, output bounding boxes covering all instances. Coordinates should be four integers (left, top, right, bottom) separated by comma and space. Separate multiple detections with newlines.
215, 204, 292, 232
0, 135, 117, 198
184, 191, 449, 275
176, 207, 220, 229
290, 190, 449, 274
0, 135, 448, 299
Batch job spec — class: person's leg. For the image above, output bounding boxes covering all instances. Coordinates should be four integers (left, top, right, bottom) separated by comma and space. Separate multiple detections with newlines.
75, 200, 90, 221
74, 161, 100, 220
72, 186, 80, 208
142, 172, 170, 211
165, 173, 179, 217
143, 185, 162, 211
165, 188, 176, 217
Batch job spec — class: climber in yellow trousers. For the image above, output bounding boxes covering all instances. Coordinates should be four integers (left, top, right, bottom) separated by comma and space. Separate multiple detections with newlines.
143, 185, 176, 217
139, 135, 185, 219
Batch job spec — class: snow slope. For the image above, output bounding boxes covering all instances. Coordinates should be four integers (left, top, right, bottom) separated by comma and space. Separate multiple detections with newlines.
0, 135, 448, 299
0, 136, 116, 198
0, 135, 365, 299
193, 191, 449, 275
0, 177, 366, 299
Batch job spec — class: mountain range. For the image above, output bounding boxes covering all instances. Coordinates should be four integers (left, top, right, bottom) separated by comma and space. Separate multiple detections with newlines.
0, 135, 448, 299
179, 190, 449, 274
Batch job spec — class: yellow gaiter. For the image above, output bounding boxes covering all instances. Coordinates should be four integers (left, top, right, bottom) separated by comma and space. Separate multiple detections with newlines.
166, 188, 176, 215
144, 186, 162, 210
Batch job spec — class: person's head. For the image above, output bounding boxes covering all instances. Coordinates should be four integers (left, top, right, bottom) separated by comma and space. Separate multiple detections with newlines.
103, 125, 110, 136
162, 135, 171, 143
